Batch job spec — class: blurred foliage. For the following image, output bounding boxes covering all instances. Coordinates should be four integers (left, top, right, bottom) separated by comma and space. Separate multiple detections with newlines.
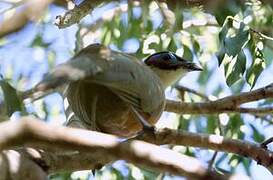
0, 77, 25, 117
0, 0, 273, 179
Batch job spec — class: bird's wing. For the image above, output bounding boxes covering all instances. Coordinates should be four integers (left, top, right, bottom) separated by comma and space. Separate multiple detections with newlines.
34, 44, 165, 114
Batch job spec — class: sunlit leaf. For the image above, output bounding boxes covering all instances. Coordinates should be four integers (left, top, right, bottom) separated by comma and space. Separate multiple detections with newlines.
192, 39, 200, 54
185, 147, 195, 157
246, 57, 265, 88
182, 44, 193, 61
167, 38, 177, 52
224, 22, 250, 57
225, 51, 246, 86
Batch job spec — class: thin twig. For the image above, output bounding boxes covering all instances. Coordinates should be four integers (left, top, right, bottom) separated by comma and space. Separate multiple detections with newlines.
208, 151, 218, 170
55, 0, 115, 29
175, 85, 209, 101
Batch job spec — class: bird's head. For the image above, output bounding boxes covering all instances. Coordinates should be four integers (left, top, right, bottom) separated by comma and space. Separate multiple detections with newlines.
144, 51, 202, 88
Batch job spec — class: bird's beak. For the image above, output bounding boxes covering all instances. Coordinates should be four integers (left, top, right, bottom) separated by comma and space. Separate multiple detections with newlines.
180, 62, 203, 71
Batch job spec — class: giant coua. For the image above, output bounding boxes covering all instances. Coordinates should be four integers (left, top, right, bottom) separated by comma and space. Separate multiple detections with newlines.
34, 44, 202, 137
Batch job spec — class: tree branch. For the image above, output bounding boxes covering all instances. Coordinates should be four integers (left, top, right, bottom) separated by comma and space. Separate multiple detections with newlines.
55, 0, 113, 29
175, 85, 209, 101
136, 128, 273, 174
0, 0, 53, 38
0, 117, 226, 179
165, 83, 273, 115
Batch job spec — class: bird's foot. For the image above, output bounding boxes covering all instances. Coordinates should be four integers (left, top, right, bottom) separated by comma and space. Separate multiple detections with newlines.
135, 124, 157, 143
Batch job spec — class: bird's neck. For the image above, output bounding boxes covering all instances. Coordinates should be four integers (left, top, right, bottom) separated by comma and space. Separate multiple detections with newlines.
149, 66, 187, 89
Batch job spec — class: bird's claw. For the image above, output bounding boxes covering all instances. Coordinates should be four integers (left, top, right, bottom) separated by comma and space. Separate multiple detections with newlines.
135, 125, 156, 143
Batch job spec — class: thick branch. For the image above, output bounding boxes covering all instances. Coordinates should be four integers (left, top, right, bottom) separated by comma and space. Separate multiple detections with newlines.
137, 128, 273, 174
0, 149, 48, 180
0, 117, 225, 179
0, 0, 53, 38
165, 83, 273, 114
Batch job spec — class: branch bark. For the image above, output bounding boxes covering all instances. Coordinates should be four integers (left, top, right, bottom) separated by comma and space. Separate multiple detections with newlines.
1, 116, 272, 178
0, 0, 53, 38
0, 117, 226, 180
136, 128, 273, 174
165, 83, 273, 115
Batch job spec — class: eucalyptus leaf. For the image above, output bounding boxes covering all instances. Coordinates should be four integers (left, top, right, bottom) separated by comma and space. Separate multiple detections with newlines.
246, 57, 265, 88
249, 124, 265, 142
0, 79, 24, 117
226, 51, 246, 86
182, 45, 193, 61
224, 23, 250, 57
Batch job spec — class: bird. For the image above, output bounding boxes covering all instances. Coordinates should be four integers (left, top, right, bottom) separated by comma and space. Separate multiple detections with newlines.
34, 43, 202, 137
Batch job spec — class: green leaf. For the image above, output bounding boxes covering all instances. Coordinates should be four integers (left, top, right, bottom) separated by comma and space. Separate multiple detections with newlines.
217, 18, 232, 65
226, 114, 243, 137
225, 51, 246, 86
228, 154, 241, 168
216, 46, 226, 66
140, 167, 160, 180
249, 124, 265, 142
111, 167, 124, 180
167, 38, 177, 52
224, 22, 250, 57
236, 51, 247, 74
193, 39, 200, 54
30, 34, 51, 48
74, 26, 83, 53
0, 78, 24, 117
207, 116, 217, 134
242, 158, 252, 176
185, 147, 195, 157
182, 45, 193, 61
219, 19, 232, 42
197, 65, 212, 85
174, 6, 183, 31
246, 57, 265, 88
47, 51, 56, 70
178, 116, 190, 130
